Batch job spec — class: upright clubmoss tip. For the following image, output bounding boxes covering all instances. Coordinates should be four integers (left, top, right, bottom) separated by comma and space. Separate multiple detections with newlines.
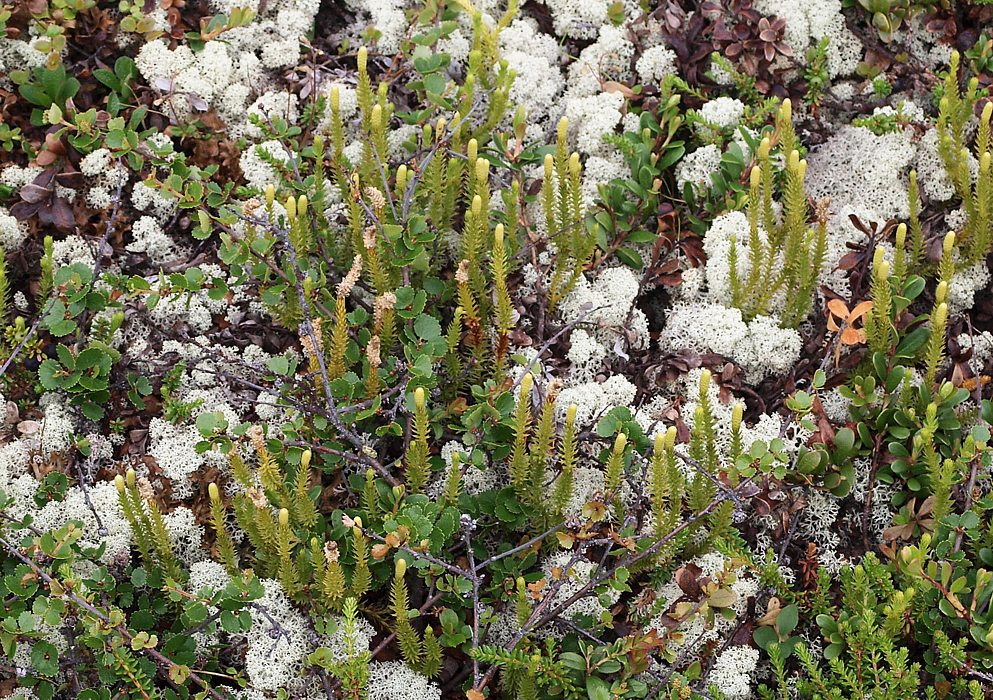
614, 432, 627, 452
520, 372, 533, 395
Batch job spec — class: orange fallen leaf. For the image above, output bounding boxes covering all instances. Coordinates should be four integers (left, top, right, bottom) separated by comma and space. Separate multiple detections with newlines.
826, 299, 873, 366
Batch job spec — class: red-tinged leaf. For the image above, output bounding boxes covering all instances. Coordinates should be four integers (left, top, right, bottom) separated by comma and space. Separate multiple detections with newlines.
8, 200, 42, 221
56, 170, 85, 189
48, 197, 75, 231
675, 562, 703, 598
837, 251, 861, 270
35, 150, 58, 167
849, 213, 875, 236
19, 182, 51, 204
32, 169, 57, 187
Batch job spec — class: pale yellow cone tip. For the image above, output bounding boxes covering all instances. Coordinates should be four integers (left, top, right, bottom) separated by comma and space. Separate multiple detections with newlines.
366, 468, 375, 479
126, 468, 136, 488
653, 432, 664, 454
357, 46, 368, 70
494, 223, 504, 245
279, 508, 289, 527
936, 280, 948, 303
414, 387, 425, 409
665, 425, 677, 448
471, 195, 482, 216
520, 372, 533, 395
872, 246, 886, 267
475, 157, 489, 183
699, 368, 711, 392
115, 474, 125, 493
895, 223, 907, 245
301, 449, 312, 470
557, 116, 568, 141
208, 482, 220, 501
569, 152, 581, 175
285, 195, 296, 219
758, 137, 771, 158
732, 402, 743, 428
749, 165, 761, 188
265, 183, 275, 207
944, 232, 956, 252
982, 102, 993, 122
566, 403, 578, 424
543, 153, 554, 172
936, 302, 948, 322
395, 558, 407, 579
614, 433, 627, 452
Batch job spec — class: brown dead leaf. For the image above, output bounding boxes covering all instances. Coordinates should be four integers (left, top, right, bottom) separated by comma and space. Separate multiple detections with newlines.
601, 80, 638, 98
